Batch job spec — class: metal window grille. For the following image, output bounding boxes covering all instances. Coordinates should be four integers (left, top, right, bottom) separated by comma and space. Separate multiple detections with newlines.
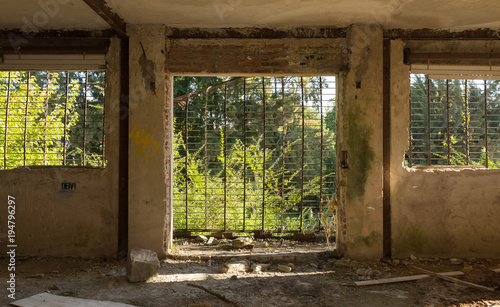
173, 76, 336, 235
408, 74, 500, 168
0, 70, 106, 169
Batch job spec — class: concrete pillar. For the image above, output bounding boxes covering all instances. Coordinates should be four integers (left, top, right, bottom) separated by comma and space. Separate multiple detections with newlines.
336, 24, 384, 259
127, 24, 168, 257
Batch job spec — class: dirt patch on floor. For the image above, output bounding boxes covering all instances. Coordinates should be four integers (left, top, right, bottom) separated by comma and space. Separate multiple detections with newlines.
1, 238, 500, 307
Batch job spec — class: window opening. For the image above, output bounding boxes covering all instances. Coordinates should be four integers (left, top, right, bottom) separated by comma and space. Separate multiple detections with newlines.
0, 70, 106, 169
407, 74, 500, 168
173, 76, 336, 240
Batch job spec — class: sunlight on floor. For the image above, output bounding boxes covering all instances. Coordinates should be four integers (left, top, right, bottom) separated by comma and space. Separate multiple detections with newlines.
149, 270, 335, 283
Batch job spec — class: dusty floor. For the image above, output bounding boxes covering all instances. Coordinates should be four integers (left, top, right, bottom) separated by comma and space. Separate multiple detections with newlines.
2, 238, 500, 307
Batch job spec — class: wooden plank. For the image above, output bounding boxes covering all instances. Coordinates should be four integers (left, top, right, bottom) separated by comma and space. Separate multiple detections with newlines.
414, 267, 496, 292
12, 292, 137, 307
355, 271, 464, 286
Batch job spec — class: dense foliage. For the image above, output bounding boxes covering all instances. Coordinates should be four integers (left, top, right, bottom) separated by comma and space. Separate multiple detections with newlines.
173, 76, 336, 233
408, 74, 500, 168
0, 71, 105, 169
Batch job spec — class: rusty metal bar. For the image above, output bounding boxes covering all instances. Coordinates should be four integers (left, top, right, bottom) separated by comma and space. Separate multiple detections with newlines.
243, 77, 247, 232
427, 77, 431, 165
465, 79, 469, 165
446, 79, 450, 164
3, 72, 11, 170
23, 72, 31, 166
100, 71, 106, 167
261, 77, 266, 231
62, 72, 69, 165
408, 76, 413, 168
83, 71, 88, 165
300, 76, 305, 231
43, 73, 49, 165
382, 39, 392, 258
318, 76, 324, 232
174, 77, 244, 106
223, 83, 228, 231
281, 77, 285, 233
184, 94, 189, 230
484, 80, 489, 168
204, 90, 208, 230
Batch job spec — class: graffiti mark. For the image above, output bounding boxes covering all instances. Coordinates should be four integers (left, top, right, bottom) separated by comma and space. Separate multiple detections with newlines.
129, 125, 160, 159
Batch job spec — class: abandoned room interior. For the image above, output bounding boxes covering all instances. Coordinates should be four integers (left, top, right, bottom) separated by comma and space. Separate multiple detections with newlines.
1, 0, 500, 306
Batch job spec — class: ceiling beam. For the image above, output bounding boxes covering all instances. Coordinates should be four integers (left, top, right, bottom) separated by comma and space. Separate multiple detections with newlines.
166, 27, 348, 39
82, 0, 127, 37
385, 28, 500, 40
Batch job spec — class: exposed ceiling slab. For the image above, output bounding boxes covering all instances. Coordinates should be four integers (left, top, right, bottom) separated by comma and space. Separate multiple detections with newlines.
0, 0, 109, 30
1, 0, 500, 31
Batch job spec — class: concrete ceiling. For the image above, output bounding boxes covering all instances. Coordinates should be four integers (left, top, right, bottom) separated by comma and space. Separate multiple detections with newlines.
1, 0, 500, 31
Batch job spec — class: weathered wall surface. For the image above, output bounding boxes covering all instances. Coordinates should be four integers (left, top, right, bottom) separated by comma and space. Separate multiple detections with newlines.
336, 24, 384, 259
128, 24, 169, 257
167, 37, 348, 75
0, 38, 121, 257
391, 39, 500, 258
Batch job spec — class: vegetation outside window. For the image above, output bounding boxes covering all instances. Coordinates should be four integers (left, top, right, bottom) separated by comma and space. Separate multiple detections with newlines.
407, 74, 500, 168
0, 70, 106, 169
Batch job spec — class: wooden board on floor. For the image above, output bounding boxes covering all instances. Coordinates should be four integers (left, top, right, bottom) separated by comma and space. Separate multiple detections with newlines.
11, 293, 137, 307
355, 271, 464, 286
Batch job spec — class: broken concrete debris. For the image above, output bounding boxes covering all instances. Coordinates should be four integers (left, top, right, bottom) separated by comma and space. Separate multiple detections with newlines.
356, 268, 381, 280
278, 264, 293, 272
127, 248, 160, 282
232, 236, 254, 249
450, 258, 464, 265
251, 263, 271, 273
206, 237, 219, 246
220, 259, 250, 274
196, 235, 208, 243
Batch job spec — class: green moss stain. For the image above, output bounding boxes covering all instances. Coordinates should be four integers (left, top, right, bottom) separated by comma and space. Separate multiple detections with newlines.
354, 231, 381, 247
346, 103, 375, 200
404, 227, 426, 252
74, 224, 91, 248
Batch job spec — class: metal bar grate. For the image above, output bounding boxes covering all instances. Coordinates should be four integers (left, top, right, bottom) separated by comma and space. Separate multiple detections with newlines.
0, 70, 106, 169
408, 74, 500, 168
173, 76, 336, 235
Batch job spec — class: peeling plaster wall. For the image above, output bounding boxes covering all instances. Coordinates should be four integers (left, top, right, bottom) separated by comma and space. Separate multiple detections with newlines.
127, 24, 169, 257
336, 25, 384, 259
0, 38, 121, 257
391, 40, 500, 258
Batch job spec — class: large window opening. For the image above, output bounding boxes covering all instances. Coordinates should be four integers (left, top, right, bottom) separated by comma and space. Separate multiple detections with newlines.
172, 76, 337, 249
0, 70, 106, 169
407, 74, 500, 168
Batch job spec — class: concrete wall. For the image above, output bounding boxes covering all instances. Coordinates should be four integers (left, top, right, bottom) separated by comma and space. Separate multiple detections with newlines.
390, 39, 500, 258
127, 24, 169, 257
0, 38, 121, 257
3, 24, 499, 260
336, 25, 384, 259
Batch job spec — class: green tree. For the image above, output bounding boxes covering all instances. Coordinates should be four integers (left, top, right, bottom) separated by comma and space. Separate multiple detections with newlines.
0, 70, 105, 169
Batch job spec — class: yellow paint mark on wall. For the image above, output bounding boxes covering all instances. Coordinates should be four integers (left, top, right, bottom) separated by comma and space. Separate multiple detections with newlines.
129, 125, 160, 159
